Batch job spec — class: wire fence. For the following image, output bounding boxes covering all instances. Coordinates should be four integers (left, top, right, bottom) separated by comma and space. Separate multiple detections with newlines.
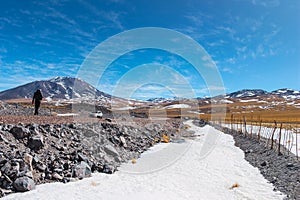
210, 115, 299, 160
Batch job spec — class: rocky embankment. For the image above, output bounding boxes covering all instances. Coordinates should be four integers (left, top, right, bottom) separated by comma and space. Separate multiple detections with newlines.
0, 120, 181, 197
205, 122, 300, 200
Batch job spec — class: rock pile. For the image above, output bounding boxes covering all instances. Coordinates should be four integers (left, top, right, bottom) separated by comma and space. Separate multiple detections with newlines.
0, 120, 180, 197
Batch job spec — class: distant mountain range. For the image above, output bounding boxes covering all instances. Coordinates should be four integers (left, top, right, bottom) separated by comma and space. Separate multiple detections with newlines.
0, 77, 111, 100
0, 77, 299, 101
224, 89, 300, 100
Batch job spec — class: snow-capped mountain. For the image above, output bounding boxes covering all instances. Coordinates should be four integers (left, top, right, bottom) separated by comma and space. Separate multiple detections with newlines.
0, 77, 111, 100
147, 97, 188, 103
271, 88, 300, 100
225, 89, 268, 98
223, 88, 300, 100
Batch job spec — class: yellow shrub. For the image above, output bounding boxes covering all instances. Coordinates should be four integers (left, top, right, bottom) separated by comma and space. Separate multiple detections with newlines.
161, 134, 170, 143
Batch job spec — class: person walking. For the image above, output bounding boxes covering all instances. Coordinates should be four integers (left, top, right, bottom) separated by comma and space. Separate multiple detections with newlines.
32, 89, 43, 115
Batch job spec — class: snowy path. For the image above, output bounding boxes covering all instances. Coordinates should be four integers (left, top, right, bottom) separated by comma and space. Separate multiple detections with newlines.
3, 121, 285, 200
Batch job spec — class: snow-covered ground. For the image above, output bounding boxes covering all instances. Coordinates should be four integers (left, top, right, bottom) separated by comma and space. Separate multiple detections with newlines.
239, 99, 258, 103
222, 123, 300, 156
3, 121, 285, 200
164, 104, 191, 109
56, 113, 79, 117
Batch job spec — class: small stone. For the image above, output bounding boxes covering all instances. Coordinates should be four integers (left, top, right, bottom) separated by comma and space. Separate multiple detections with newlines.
0, 134, 9, 143
286, 163, 294, 168
104, 144, 119, 157
260, 161, 268, 167
13, 177, 36, 192
24, 153, 33, 171
245, 149, 253, 154
77, 153, 88, 162
36, 164, 47, 172
73, 161, 91, 179
119, 136, 127, 147
102, 164, 114, 174
28, 135, 44, 151
10, 126, 30, 139
52, 172, 63, 181
0, 188, 13, 196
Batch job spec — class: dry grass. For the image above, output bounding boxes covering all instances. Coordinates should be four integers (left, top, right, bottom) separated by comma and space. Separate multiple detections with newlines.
229, 183, 240, 189
3, 97, 300, 125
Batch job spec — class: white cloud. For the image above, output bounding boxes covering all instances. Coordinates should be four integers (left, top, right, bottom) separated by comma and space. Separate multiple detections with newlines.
221, 67, 233, 73
226, 58, 236, 64
77, 0, 125, 30
185, 15, 203, 26
250, 0, 280, 7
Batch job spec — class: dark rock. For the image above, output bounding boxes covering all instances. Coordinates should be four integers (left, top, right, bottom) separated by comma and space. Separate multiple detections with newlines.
73, 161, 91, 179
260, 161, 268, 167
102, 164, 115, 174
286, 163, 294, 168
104, 144, 119, 157
245, 149, 253, 154
77, 152, 88, 162
68, 124, 76, 129
10, 126, 30, 139
36, 163, 47, 172
1, 162, 19, 178
82, 129, 97, 137
28, 135, 44, 151
13, 177, 35, 192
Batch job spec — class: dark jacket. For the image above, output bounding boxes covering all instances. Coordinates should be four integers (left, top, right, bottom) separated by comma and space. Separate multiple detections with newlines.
32, 90, 43, 104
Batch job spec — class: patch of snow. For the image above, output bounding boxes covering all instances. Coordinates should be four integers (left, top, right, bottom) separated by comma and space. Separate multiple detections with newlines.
286, 101, 295, 105
55, 101, 63, 106
56, 113, 79, 117
114, 106, 136, 110
164, 104, 191, 109
65, 94, 70, 99
239, 99, 258, 102
188, 111, 205, 114
45, 97, 52, 102
220, 99, 234, 104
258, 100, 267, 103
259, 106, 271, 109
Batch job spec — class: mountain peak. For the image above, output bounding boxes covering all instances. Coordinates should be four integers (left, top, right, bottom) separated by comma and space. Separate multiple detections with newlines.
271, 88, 300, 100
0, 76, 111, 100
225, 89, 268, 98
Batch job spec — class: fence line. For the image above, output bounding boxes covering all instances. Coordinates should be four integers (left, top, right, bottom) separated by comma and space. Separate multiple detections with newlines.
214, 115, 299, 160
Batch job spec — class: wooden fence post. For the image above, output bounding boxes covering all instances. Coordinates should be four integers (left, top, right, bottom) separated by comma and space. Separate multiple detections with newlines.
258, 120, 262, 143
243, 116, 247, 137
250, 115, 253, 138
271, 121, 277, 150
231, 114, 233, 130
278, 123, 283, 155
296, 126, 298, 160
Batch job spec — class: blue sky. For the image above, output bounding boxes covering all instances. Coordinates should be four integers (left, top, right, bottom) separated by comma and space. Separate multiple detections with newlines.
0, 0, 299, 99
